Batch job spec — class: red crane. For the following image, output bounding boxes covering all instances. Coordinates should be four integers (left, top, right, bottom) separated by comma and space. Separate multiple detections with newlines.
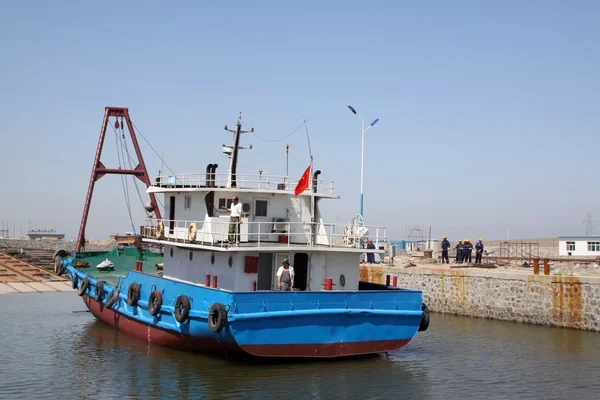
75, 107, 162, 253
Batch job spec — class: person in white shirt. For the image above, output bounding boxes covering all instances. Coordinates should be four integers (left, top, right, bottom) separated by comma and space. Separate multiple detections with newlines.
221, 196, 243, 244
276, 258, 294, 291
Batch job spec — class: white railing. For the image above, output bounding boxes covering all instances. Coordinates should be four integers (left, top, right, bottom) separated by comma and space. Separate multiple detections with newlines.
152, 173, 335, 195
142, 218, 386, 250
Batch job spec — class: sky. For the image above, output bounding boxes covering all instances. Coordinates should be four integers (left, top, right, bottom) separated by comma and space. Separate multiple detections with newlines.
1, 1, 599, 242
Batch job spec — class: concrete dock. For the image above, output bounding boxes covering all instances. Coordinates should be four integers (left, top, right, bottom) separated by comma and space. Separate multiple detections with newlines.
0, 251, 74, 295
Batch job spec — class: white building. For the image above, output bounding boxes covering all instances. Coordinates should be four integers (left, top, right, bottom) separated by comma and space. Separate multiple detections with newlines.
558, 236, 600, 257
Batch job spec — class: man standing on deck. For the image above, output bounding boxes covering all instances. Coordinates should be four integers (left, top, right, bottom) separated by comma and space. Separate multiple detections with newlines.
276, 258, 294, 291
221, 196, 243, 245
464, 238, 473, 263
441, 236, 450, 264
456, 240, 463, 263
366, 238, 376, 263
475, 238, 484, 264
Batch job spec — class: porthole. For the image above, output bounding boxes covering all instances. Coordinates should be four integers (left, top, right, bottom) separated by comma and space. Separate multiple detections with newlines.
189, 251, 193, 261
228, 256, 233, 267
211, 253, 215, 265
170, 248, 174, 258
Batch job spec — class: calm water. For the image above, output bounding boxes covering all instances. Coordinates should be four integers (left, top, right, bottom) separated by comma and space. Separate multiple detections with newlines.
0, 293, 598, 400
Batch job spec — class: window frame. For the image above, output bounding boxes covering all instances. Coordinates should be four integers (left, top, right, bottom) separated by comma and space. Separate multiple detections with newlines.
566, 241, 576, 252
587, 242, 600, 252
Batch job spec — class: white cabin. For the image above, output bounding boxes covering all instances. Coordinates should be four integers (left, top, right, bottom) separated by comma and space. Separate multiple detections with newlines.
141, 117, 386, 292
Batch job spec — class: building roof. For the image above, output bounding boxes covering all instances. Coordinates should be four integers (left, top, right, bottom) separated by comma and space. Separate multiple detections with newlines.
558, 236, 600, 239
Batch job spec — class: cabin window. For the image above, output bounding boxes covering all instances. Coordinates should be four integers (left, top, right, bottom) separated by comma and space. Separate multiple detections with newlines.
184, 196, 191, 210
255, 200, 268, 217
566, 242, 575, 252
218, 198, 233, 210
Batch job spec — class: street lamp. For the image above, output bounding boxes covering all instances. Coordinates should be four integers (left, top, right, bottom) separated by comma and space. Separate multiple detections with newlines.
348, 105, 379, 224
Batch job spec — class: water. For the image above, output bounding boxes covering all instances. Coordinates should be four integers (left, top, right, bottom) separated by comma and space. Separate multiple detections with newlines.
0, 293, 598, 400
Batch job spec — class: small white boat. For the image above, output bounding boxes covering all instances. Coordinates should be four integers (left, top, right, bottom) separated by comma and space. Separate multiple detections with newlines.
95, 259, 115, 271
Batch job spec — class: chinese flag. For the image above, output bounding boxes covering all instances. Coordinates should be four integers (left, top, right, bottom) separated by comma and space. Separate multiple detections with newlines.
294, 165, 311, 197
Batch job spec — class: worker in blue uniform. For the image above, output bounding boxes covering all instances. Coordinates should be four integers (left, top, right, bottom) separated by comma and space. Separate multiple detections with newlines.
475, 238, 484, 264
441, 236, 450, 264
464, 238, 473, 263
455, 240, 463, 263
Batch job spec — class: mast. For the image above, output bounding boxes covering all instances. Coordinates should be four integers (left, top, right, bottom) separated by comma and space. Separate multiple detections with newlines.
224, 113, 253, 188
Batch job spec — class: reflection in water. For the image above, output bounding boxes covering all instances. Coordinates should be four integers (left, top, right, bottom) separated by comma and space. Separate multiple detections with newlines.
0, 293, 598, 400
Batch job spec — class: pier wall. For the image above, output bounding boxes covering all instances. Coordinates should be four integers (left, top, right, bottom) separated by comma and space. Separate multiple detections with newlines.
360, 266, 600, 332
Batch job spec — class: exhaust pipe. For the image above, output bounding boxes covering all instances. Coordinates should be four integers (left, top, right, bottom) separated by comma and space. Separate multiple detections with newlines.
205, 164, 213, 188
312, 170, 321, 193
210, 164, 219, 187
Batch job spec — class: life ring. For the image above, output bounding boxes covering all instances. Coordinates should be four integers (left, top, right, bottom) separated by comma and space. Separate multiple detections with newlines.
148, 290, 163, 316
71, 273, 78, 289
94, 281, 106, 302
127, 282, 140, 306
187, 222, 197, 242
419, 303, 430, 332
174, 295, 190, 323
208, 302, 227, 333
106, 290, 119, 309
155, 221, 165, 239
78, 277, 89, 297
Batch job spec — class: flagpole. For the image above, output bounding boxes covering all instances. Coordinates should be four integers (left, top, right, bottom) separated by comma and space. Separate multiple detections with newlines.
303, 117, 315, 245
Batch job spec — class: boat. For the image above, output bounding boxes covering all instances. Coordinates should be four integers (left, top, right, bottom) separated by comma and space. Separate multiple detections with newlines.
58, 108, 430, 359
95, 259, 115, 271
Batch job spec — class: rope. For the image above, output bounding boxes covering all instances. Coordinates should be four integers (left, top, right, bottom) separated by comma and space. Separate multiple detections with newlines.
119, 120, 147, 212
112, 123, 137, 233
241, 118, 308, 143
239, 151, 287, 169
130, 120, 177, 176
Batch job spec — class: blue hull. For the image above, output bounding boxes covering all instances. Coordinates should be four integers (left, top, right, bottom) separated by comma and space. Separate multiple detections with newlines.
66, 266, 426, 358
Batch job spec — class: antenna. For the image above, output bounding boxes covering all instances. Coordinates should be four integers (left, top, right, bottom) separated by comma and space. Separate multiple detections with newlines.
584, 211, 596, 236
224, 112, 253, 188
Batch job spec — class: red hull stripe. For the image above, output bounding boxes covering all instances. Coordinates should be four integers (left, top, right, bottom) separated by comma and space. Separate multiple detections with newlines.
240, 339, 412, 358
84, 296, 412, 358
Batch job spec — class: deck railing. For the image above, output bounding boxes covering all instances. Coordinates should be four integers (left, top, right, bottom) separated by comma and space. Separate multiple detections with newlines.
142, 218, 386, 250
152, 173, 335, 194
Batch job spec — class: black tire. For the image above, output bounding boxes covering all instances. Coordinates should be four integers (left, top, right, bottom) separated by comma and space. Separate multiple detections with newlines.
339, 274, 346, 287
57, 261, 66, 277
53, 250, 68, 273
208, 302, 227, 333
174, 295, 190, 323
94, 281, 106, 302
71, 273, 78, 289
127, 282, 140, 306
106, 290, 119, 309
78, 278, 89, 297
148, 290, 162, 316
419, 303, 430, 332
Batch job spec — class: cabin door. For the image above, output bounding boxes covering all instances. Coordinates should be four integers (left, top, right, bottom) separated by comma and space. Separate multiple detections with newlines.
169, 196, 176, 234
257, 253, 273, 290
252, 198, 269, 242
293, 253, 308, 291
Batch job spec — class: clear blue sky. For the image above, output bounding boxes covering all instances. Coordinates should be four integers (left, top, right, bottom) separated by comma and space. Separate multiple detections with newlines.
1, 1, 599, 241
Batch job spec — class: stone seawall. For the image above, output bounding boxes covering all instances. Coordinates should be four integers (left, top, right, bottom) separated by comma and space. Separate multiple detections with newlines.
360, 265, 600, 332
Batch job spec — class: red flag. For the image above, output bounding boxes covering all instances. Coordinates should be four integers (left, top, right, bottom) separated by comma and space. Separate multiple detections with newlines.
294, 165, 311, 197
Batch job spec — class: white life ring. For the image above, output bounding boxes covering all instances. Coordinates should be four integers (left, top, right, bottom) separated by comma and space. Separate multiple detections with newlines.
188, 222, 197, 242
155, 221, 165, 239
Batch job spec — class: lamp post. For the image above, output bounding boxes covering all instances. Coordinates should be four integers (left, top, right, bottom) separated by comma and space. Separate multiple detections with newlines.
348, 105, 379, 224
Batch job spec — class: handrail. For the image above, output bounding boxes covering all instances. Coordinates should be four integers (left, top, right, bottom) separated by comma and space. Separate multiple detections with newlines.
142, 218, 386, 250
151, 172, 335, 194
